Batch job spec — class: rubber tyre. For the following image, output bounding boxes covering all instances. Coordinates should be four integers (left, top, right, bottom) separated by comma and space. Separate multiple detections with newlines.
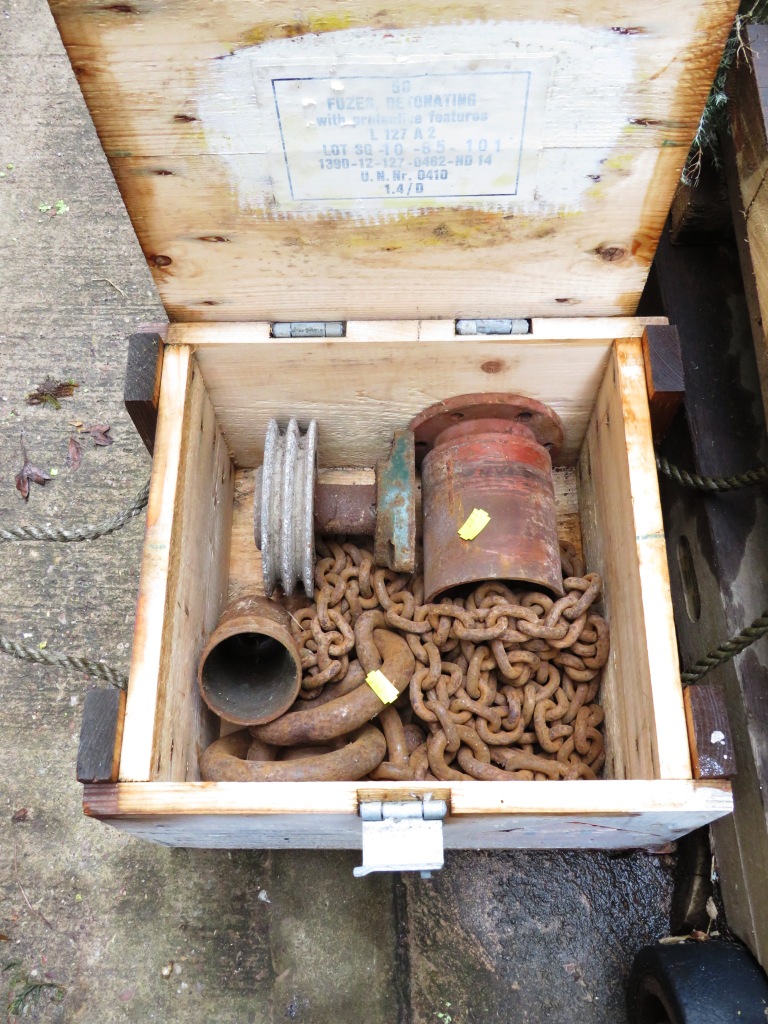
627, 942, 768, 1024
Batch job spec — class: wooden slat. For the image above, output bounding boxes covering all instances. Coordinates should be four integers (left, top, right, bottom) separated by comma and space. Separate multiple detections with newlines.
150, 361, 235, 782
46, 0, 736, 321
104, 148, 688, 322
647, 227, 768, 966
82, 779, 732, 848
724, 23, 768, 424
641, 324, 685, 444
578, 339, 690, 781
683, 685, 736, 779
186, 328, 617, 468
124, 330, 165, 454
119, 346, 235, 782
76, 688, 126, 784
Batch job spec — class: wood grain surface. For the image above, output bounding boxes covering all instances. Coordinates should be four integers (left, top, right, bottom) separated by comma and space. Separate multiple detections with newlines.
46, 0, 737, 321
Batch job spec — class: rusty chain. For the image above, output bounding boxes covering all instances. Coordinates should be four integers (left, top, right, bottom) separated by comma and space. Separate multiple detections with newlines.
235, 538, 608, 783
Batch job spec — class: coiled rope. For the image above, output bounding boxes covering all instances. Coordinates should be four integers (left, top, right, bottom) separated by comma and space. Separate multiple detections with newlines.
657, 455, 768, 682
0, 479, 150, 687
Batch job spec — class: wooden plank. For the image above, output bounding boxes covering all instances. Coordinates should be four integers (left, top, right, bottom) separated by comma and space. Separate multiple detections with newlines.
150, 359, 235, 782
76, 688, 126, 783
641, 324, 684, 444
82, 779, 732, 848
167, 317, 669, 346
724, 24, 768, 424
103, 148, 688, 322
683, 686, 736, 779
647, 227, 768, 968
124, 330, 165, 454
46, 0, 736, 321
119, 346, 235, 781
578, 340, 690, 781
190, 333, 616, 468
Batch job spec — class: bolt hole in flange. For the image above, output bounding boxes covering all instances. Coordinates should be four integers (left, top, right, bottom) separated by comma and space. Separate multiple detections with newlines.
676, 535, 701, 623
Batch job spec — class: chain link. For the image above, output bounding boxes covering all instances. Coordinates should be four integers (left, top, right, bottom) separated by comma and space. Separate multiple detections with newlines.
267, 538, 608, 782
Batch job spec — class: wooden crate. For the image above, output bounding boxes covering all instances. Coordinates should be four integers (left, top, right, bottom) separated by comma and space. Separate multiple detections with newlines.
51, 0, 738, 850
80, 317, 732, 848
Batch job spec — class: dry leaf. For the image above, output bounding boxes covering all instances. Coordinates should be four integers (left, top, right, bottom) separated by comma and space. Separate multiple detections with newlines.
66, 436, 82, 470
25, 377, 79, 409
11, 808, 28, 823
87, 424, 113, 446
15, 461, 52, 501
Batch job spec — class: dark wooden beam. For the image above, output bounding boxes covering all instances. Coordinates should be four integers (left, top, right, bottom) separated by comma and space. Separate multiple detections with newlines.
684, 685, 736, 779
639, 224, 768, 966
641, 324, 685, 444
76, 688, 126, 784
124, 327, 165, 455
724, 24, 768, 424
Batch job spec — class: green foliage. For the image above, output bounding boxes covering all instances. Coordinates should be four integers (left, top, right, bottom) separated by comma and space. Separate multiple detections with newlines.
3, 961, 65, 1022
683, 0, 768, 184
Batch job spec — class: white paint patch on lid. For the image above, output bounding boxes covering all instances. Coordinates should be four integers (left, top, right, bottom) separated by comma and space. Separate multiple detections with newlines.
196, 21, 637, 220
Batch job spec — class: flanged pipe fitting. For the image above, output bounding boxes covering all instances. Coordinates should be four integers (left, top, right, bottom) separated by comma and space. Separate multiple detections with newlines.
198, 596, 302, 725
410, 393, 565, 602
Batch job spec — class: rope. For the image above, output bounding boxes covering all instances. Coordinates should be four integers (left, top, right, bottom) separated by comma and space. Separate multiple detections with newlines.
1, 479, 150, 543
656, 455, 768, 492
0, 632, 127, 688
657, 456, 768, 679
681, 610, 768, 684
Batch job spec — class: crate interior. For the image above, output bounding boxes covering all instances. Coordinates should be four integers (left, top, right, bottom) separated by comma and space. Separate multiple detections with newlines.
119, 320, 691, 790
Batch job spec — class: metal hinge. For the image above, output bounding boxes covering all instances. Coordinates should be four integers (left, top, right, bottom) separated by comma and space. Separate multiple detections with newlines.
271, 321, 345, 338
353, 797, 448, 878
455, 318, 531, 336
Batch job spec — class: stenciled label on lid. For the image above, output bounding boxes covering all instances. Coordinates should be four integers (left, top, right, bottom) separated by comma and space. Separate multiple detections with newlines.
196, 23, 638, 218
272, 70, 541, 204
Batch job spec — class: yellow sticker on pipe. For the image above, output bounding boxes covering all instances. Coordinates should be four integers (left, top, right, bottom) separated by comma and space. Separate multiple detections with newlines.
365, 669, 399, 704
458, 508, 491, 541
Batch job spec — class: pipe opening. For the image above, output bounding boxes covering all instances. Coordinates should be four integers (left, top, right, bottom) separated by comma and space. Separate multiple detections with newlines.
201, 632, 300, 724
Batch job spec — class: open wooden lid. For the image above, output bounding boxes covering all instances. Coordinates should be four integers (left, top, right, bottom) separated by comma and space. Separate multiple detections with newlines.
50, 0, 735, 322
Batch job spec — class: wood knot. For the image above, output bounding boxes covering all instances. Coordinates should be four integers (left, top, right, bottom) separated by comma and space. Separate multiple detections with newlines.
594, 245, 628, 263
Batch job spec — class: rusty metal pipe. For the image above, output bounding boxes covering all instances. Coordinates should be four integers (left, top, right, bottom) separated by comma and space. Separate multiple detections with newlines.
198, 596, 302, 726
410, 393, 564, 602
252, 616, 415, 746
200, 725, 386, 782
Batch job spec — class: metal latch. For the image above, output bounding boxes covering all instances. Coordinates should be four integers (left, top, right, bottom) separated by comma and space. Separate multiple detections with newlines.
271, 321, 345, 338
455, 318, 531, 336
354, 797, 448, 878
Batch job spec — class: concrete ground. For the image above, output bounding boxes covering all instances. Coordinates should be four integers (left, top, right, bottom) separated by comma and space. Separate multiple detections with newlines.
0, 1, 677, 1020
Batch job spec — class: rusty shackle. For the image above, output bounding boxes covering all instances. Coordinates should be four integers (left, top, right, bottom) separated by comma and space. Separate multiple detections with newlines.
198, 596, 302, 725
410, 393, 564, 602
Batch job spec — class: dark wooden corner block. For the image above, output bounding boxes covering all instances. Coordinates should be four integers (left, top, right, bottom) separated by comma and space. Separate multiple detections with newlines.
641, 324, 685, 445
124, 328, 166, 455
683, 685, 736, 780
76, 688, 126, 784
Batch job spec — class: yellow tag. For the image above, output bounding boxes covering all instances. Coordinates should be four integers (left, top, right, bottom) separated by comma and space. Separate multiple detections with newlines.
458, 508, 491, 541
365, 669, 399, 704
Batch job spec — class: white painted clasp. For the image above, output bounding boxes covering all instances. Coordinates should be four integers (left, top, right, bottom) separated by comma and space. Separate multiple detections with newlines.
354, 797, 447, 877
